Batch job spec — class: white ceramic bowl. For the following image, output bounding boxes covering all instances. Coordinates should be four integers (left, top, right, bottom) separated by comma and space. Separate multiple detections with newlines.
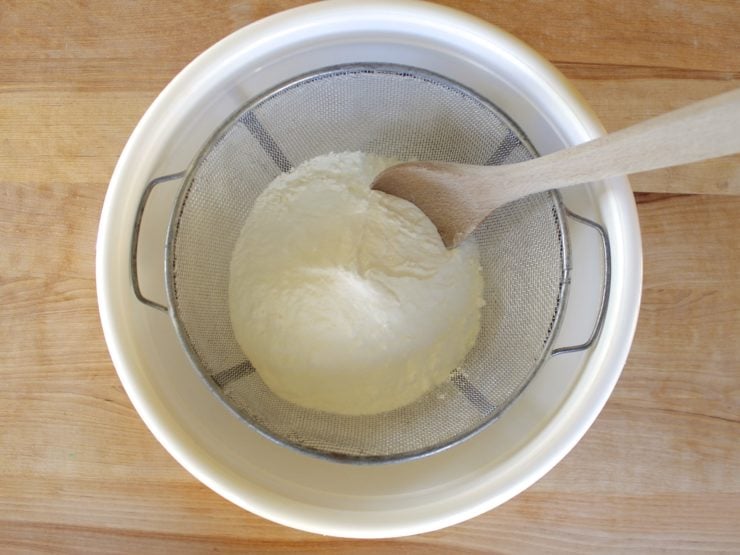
97, 0, 642, 538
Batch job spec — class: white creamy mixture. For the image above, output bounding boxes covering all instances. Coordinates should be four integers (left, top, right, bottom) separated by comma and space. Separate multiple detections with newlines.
229, 152, 484, 415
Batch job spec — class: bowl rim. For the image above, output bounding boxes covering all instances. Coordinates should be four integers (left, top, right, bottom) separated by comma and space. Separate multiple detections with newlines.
96, 0, 642, 538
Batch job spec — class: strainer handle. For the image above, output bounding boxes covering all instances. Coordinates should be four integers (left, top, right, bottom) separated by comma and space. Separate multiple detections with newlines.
551, 208, 612, 356
131, 171, 186, 312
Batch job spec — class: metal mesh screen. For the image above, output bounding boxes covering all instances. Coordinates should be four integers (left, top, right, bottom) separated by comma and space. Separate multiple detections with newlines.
166, 64, 567, 461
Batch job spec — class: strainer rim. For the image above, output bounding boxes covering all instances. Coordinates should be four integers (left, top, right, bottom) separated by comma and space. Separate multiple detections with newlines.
162, 62, 572, 463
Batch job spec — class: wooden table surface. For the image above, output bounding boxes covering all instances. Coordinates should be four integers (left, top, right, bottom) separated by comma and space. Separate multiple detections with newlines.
1, 1, 738, 552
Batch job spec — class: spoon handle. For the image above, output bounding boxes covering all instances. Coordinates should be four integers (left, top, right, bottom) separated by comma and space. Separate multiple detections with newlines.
501, 87, 740, 195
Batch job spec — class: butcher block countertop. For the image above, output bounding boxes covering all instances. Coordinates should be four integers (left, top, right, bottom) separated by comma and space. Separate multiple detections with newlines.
1, 1, 738, 552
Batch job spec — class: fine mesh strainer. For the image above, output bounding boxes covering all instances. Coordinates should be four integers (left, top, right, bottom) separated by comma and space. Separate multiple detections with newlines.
132, 63, 609, 462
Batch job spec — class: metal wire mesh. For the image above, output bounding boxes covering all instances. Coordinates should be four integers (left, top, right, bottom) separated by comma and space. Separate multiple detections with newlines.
166, 64, 567, 461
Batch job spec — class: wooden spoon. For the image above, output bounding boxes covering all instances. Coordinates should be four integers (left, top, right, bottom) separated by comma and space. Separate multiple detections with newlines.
372, 88, 740, 248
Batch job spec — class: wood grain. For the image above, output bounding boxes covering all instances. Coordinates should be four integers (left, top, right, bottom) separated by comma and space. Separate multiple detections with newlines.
1, 1, 738, 552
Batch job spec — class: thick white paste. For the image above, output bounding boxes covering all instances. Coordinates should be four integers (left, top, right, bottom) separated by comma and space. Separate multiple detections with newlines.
229, 152, 483, 415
